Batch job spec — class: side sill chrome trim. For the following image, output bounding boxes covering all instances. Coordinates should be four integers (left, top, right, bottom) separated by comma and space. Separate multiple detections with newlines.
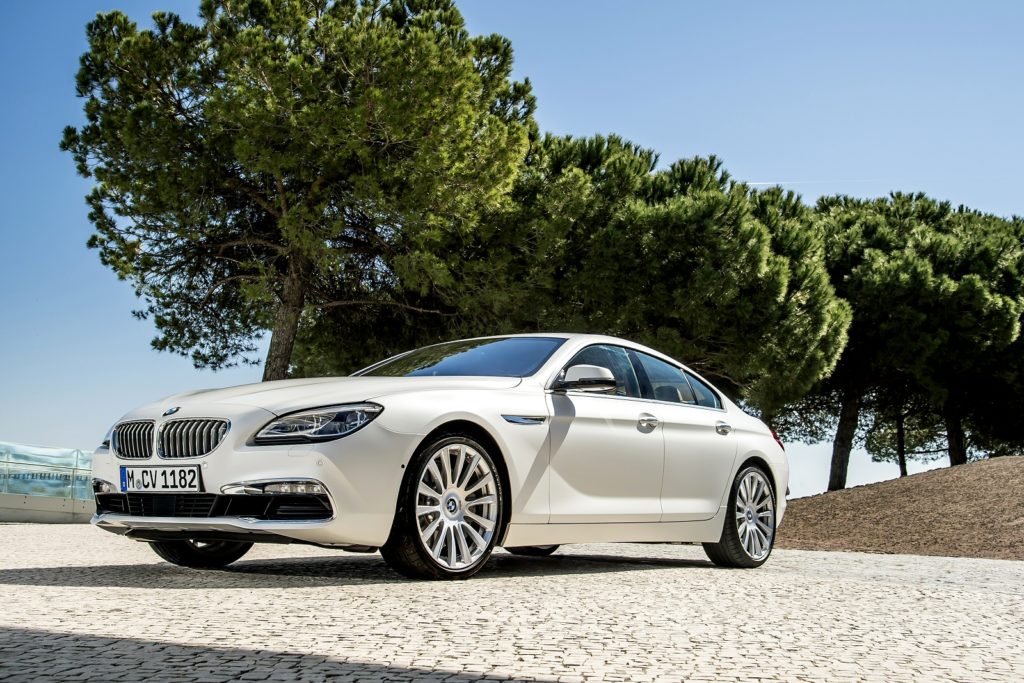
502, 415, 548, 425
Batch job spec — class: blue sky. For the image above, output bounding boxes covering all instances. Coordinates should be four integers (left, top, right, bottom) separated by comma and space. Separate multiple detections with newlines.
0, 1, 1020, 496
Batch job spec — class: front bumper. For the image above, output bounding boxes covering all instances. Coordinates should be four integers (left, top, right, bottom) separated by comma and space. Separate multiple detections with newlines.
90, 407, 423, 547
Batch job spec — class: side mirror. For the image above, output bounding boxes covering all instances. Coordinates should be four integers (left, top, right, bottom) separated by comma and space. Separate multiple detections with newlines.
554, 364, 618, 393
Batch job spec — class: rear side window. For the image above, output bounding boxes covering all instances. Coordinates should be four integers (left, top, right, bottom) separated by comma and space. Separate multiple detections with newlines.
684, 371, 722, 409
632, 352, 696, 404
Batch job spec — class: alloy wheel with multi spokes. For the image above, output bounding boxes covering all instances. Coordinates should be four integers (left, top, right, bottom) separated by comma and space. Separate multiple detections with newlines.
416, 441, 499, 570
735, 469, 775, 561
703, 465, 776, 568
381, 435, 504, 579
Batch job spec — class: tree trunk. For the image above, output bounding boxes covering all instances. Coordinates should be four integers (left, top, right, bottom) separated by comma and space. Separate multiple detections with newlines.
828, 389, 862, 491
262, 260, 307, 382
896, 410, 908, 477
944, 402, 968, 466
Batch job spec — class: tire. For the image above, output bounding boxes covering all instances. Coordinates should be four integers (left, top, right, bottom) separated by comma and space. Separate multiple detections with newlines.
149, 540, 253, 569
703, 465, 776, 568
505, 545, 559, 557
381, 434, 504, 580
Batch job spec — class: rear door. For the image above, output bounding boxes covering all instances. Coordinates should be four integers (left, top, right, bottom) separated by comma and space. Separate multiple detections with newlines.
630, 351, 737, 521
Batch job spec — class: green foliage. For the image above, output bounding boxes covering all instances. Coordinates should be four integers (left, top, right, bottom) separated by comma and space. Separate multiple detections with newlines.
552, 148, 851, 413
863, 389, 946, 467
295, 133, 852, 416
61, 1, 1023, 472
777, 194, 1024, 472
62, 0, 533, 376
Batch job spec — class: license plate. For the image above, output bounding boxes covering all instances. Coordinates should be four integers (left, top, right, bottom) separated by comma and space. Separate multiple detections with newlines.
120, 466, 202, 492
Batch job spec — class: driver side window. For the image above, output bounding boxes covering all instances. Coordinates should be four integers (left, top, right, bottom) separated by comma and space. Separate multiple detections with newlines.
563, 345, 641, 398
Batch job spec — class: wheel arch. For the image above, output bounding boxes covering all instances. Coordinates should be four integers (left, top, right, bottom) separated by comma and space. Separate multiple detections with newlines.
735, 453, 780, 501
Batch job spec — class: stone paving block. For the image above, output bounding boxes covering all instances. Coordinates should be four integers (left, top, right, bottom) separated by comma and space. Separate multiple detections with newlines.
0, 524, 1021, 682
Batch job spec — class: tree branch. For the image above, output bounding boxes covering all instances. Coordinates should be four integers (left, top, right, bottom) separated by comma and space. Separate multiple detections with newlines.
315, 299, 449, 315
199, 274, 255, 307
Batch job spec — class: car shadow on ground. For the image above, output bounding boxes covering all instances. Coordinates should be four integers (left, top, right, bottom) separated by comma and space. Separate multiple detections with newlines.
0, 549, 717, 589
0, 625, 515, 681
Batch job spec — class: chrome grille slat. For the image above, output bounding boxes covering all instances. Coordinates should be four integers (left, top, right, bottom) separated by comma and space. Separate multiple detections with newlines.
158, 418, 229, 459
113, 421, 154, 459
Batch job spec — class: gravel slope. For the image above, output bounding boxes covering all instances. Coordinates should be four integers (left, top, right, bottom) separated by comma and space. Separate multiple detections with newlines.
777, 456, 1024, 560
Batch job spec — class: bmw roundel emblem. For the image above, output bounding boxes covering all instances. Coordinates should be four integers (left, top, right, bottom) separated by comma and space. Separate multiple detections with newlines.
162, 406, 180, 417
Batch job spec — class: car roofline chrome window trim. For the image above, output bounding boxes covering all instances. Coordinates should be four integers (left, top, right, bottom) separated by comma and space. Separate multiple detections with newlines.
543, 388, 727, 413
542, 342, 727, 413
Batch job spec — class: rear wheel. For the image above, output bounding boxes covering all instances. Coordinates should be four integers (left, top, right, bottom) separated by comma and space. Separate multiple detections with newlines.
381, 435, 504, 580
505, 545, 559, 557
703, 466, 776, 568
149, 540, 253, 569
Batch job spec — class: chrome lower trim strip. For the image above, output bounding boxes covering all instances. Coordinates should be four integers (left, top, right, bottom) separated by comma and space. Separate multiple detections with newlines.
220, 477, 328, 495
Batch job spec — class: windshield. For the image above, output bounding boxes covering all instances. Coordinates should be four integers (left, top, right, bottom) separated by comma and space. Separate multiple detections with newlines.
358, 337, 566, 377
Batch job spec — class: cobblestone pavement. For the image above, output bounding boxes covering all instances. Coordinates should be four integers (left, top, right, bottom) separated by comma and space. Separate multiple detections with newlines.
0, 524, 1020, 682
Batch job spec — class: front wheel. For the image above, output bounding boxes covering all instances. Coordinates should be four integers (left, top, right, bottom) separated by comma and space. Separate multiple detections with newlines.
149, 540, 253, 569
703, 466, 776, 568
381, 435, 504, 580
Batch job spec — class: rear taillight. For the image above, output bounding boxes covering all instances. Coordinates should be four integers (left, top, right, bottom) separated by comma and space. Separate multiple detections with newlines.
771, 429, 785, 451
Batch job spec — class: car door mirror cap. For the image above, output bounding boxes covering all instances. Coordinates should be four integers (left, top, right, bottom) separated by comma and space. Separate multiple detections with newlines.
554, 365, 618, 393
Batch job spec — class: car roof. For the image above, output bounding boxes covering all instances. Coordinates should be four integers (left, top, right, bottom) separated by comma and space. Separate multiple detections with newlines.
484, 332, 628, 343
469, 333, 679, 362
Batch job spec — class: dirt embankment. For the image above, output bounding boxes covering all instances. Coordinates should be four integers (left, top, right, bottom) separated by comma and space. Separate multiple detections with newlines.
777, 456, 1024, 561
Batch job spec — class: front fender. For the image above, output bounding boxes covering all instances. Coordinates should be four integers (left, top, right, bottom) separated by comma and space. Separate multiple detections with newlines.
374, 389, 551, 524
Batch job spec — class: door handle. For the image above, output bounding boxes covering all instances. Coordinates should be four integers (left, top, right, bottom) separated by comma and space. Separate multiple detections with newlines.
638, 413, 659, 430
715, 421, 732, 435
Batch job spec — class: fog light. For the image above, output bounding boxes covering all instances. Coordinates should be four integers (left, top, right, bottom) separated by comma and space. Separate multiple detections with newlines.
221, 479, 328, 495
92, 479, 116, 494
263, 481, 325, 495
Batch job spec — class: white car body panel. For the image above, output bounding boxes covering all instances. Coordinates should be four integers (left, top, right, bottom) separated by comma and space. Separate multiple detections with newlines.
91, 333, 788, 551
547, 392, 664, 523
657, 401, 739, 522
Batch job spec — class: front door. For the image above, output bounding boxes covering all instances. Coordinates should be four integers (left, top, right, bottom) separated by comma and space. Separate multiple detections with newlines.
547, 344, 664, 523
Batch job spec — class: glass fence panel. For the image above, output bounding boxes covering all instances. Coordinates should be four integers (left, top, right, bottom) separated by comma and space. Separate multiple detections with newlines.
0, 442, 94, 500
73, 473, 93, 501
4, 464, 74, 498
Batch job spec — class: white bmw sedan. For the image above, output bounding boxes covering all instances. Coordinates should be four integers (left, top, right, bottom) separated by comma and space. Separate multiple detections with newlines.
91, 334, 788, 579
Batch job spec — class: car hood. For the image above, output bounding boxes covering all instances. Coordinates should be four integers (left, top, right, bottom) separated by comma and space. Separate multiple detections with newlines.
153, 376, 524, 416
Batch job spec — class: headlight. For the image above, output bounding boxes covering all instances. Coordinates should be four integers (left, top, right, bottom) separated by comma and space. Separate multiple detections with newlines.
253, 403, 383, 444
